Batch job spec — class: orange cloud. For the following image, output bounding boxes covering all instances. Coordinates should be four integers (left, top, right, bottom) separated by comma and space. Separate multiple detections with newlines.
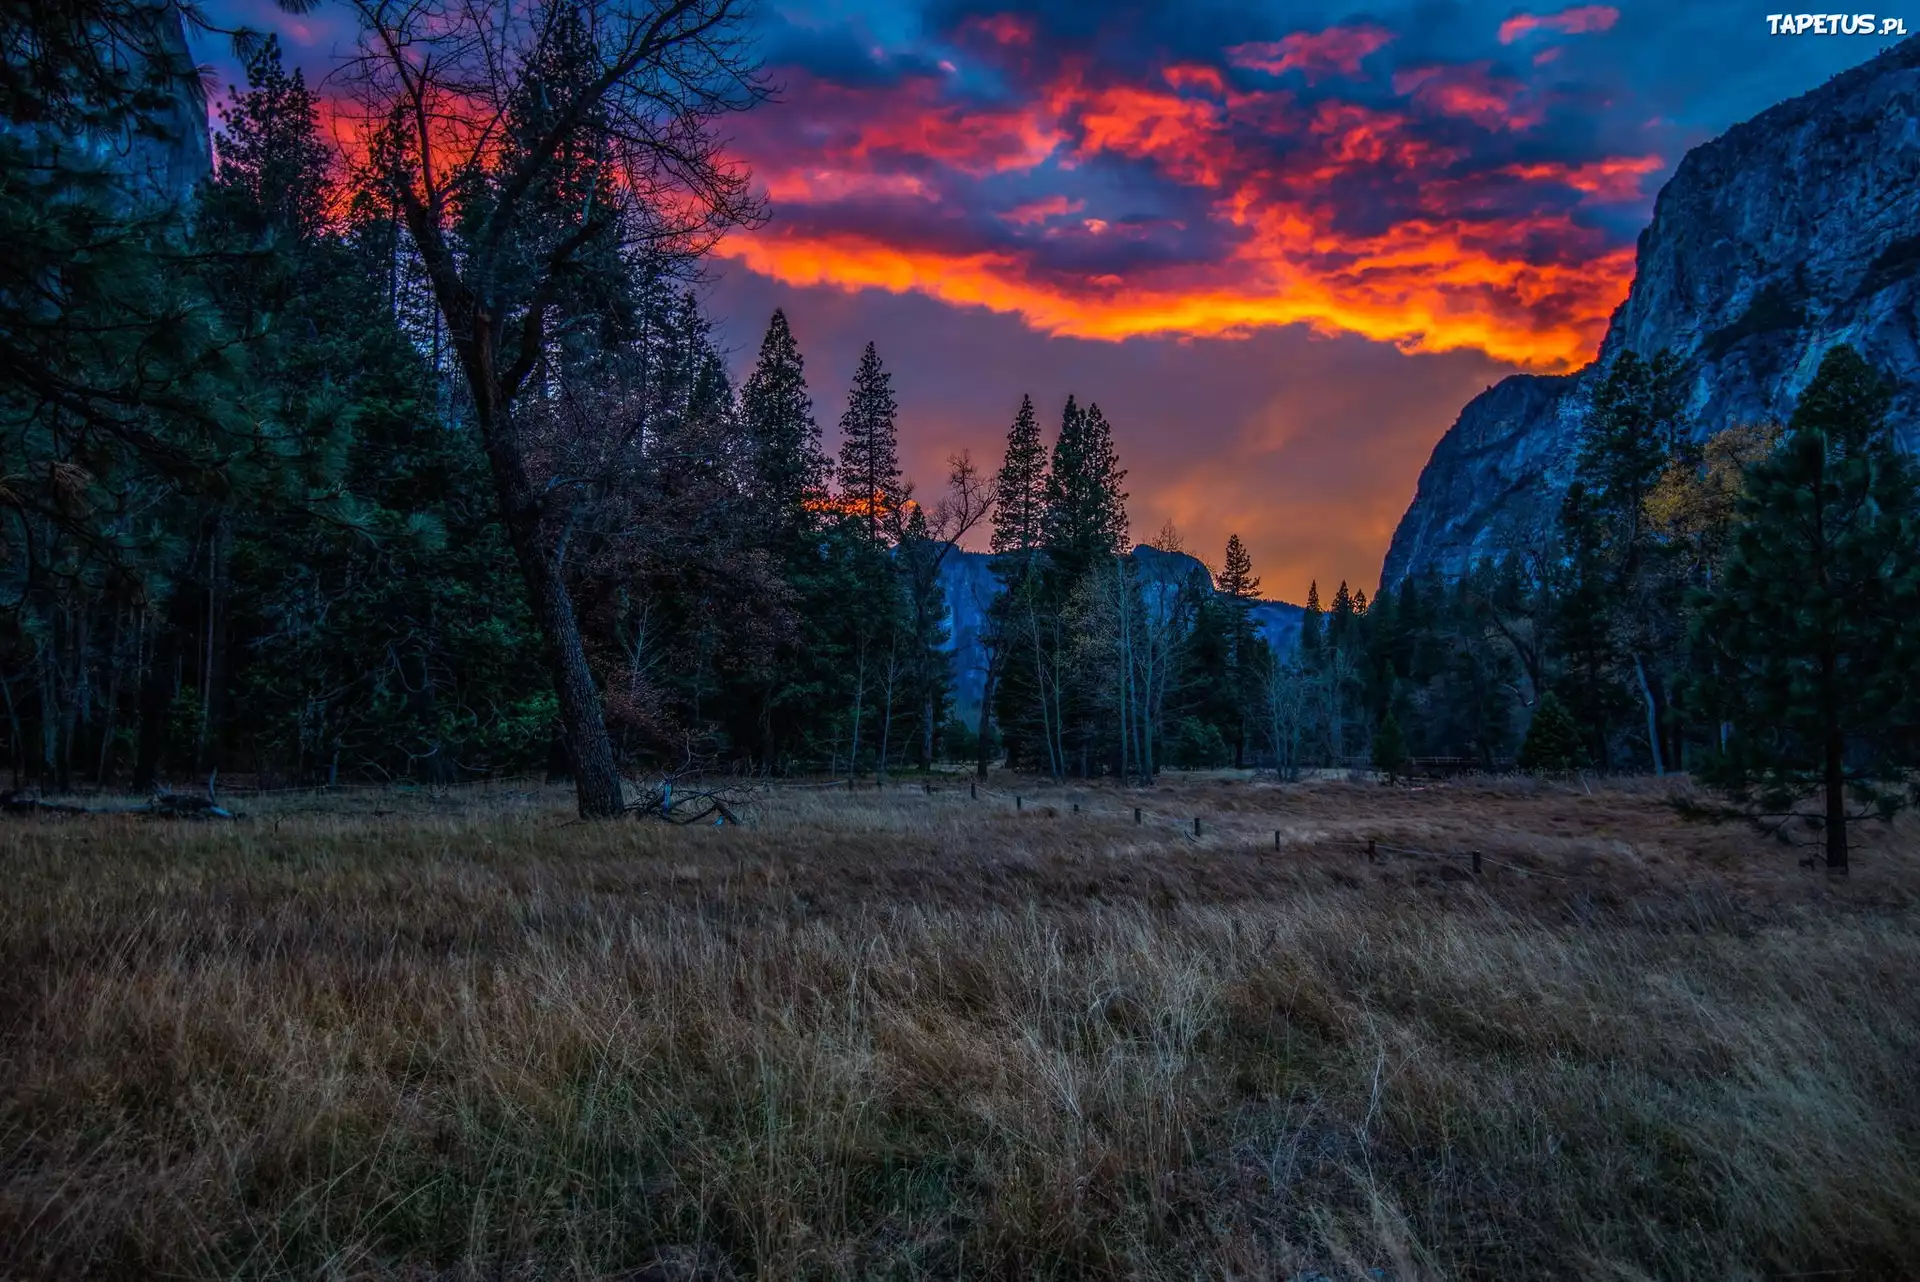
1498, 5, 1620, 43
1503, 154, 1662, 201
717, 222, 1633, 370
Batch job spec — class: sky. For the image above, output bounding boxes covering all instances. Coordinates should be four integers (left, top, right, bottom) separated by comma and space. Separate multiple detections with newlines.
193, 1, 1894, 601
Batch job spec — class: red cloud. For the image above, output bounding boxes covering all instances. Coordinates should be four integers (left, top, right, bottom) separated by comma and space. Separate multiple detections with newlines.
1226, 24, 1394, 81
1162, 63, 1227, 95
1392, 62, 1542, 131
1000, 194, 1084, 225
1497, 5, 1620, 43
715, 38, 1657, 372
1503, 155, 1662, 201
968, 13, 1035, 45
747, 71, 1062, 178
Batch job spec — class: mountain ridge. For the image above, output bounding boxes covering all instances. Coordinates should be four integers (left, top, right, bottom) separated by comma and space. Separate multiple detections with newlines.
938, 546, 1304, 727
1383, 34, 1920, 585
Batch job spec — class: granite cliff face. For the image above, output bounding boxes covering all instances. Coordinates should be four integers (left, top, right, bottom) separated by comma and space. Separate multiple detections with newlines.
3, 1, 210, 207
937, 548, 1304, 726
1384, 35, 1920, 585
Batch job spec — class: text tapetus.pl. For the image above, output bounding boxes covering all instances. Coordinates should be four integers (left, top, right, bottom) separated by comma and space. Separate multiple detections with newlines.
1766, 12, 1909, 33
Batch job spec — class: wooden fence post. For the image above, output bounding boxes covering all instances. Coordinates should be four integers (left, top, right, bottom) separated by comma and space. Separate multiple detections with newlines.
1134, 807, 1142, 825
1368, 837, 1378, 863
1471, 849, 1482, 875
1193, 817, 1202, 838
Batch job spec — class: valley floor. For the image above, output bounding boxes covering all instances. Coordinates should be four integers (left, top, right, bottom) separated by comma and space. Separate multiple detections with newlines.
2, 774, 1918, 1280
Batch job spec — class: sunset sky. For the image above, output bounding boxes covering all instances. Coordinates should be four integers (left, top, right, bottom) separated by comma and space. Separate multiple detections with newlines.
200, 0, 1888, 600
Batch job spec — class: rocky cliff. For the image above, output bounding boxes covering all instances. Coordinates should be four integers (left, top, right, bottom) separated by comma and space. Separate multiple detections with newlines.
3, 1, 211, 207
938, 547, 1304, 726
1384, 35, 1920, 585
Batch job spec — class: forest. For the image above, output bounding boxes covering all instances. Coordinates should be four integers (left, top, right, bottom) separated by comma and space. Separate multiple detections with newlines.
5, 0, 1918, 867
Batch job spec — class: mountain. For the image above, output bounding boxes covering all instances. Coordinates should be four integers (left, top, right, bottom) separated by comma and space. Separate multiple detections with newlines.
3, 2, 211, 207
937, 547, 1305, 726
1383, 35, 1920, 585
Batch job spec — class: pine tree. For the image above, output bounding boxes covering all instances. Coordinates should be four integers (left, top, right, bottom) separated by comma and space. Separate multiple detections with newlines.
1327, 580, 1356, 653
208, 38, 333, 241
1372, 709, 1409, 782
1217, 533, 1260, 599
1554, 348, 1692, 772
1300, 579, 1324, 660
1690, 346, 1920, 875
1215, 533, 1261, 767
990, 394, 1049, 559
1044, 397, 1128, 575
742, 309, 828, 542
836, 341, 902, 545
1519, 692, 1585, 772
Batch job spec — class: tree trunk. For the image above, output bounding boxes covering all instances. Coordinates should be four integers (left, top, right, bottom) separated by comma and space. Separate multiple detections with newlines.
847, 644, 867, 778
921, 691, 934, 771
132, 609, 176, 795
1633, 653, 1665, 777
974, 645, 996, 781
1824, 721, 1848, 876
480, 406, 625, 819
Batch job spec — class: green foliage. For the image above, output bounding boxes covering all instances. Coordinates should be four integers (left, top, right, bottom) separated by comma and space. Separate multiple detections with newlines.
1372, 710, 1409, 780
1688, 346, 1920, 868
742, 309, 828, 543
1519, 692, 1586, 773
1043, 396, 1128, 576
836, 342, 902, 546
990, 394, 1048, 557
1166, 716, 1229, 769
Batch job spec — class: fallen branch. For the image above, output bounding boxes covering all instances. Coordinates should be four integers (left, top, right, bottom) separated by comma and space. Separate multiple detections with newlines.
624, 777, 757, 826
0, 772, 236, 820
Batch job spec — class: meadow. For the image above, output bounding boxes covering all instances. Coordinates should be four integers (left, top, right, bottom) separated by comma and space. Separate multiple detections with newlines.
2, 773, 1917, 1280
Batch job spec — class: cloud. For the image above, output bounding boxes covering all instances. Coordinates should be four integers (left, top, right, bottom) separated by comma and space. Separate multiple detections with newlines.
719, 16, 1661, 371
1225, 24, 1395, 82
1390, 61, 1541, 130
1497, 5, 1621, 44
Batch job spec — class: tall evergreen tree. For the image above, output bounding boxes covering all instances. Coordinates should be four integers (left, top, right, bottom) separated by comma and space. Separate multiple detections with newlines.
1554, 348, 1691, 771
1044, 397, 1128, 574
1215, 533, 1262, 765
208, 38, 332, 242
836, 341, 902, 545
1690, 346, 1920, 875
741, 309, 828, 542
1300, 579, 1324, 661
991, 394, 1049, 558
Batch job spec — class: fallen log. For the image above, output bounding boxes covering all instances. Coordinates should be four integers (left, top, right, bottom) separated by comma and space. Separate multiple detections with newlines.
0, 773, 236, 820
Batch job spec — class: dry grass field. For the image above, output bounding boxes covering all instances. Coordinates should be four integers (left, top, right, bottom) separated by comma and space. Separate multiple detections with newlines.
3, 773, 1918, 1280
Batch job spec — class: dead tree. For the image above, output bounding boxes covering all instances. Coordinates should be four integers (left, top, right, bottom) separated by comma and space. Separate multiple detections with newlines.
337, 0, 767, 817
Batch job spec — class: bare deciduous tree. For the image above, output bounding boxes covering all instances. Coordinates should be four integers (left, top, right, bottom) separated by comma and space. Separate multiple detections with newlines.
336, 0, 765, 815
